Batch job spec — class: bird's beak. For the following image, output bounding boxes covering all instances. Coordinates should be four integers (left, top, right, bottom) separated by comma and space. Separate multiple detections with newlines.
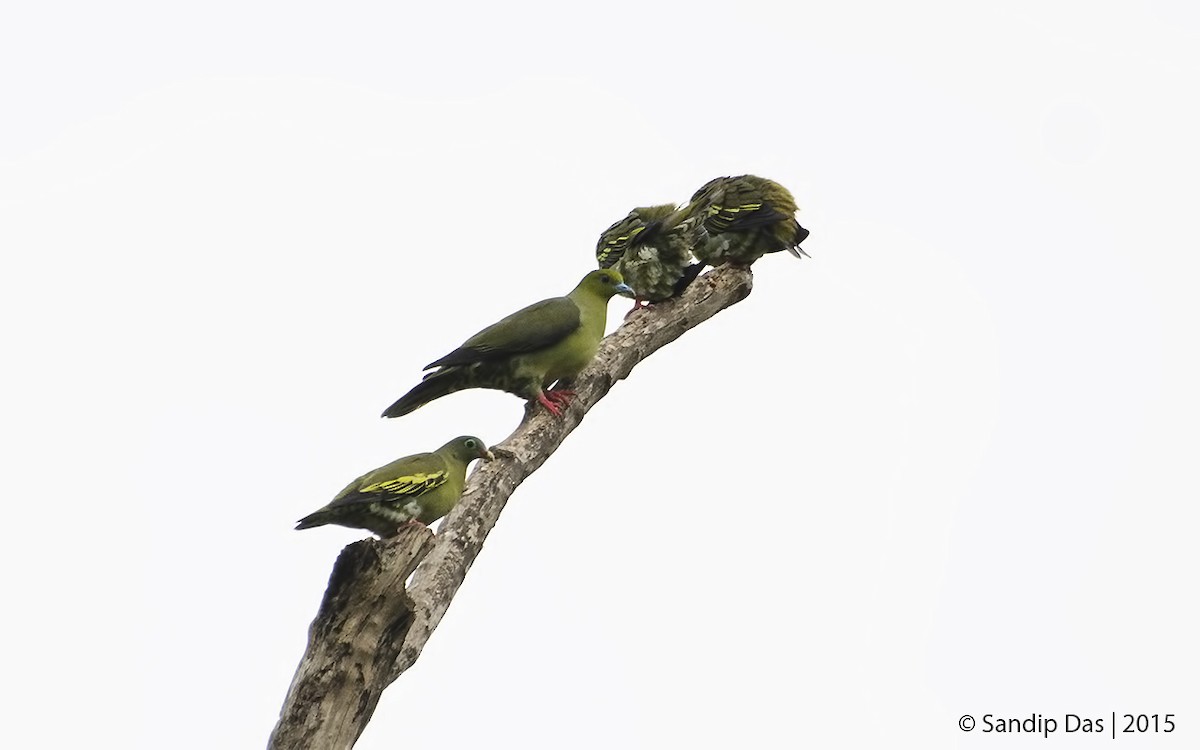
615, 282, 635, 298
481, 448, 496, 461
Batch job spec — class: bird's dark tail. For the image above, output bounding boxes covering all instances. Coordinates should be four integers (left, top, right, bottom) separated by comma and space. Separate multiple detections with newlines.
673, 262, 707, 296
295, 510, 331, 530
381, 368, 466, 418
786, 222, 811, 258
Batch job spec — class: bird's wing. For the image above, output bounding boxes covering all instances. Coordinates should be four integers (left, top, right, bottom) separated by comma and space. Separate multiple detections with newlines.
601, 205, 686, 263
686, 177, 792, 235
701, 186, 789, 234
329, 452, 450, 507
424, 297, 581, 369
596, 214, 648, 269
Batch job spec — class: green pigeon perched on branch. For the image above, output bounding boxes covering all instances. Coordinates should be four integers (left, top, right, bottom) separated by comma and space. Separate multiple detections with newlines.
673, 175, 810, 267
381, 269, 634, 419
296, 435, 494, 537
596, 204, 701, 314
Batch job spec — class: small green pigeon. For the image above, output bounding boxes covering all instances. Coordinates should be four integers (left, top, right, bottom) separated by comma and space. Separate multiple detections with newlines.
683, 175, 810, 266
295, 435, 494, 537
596, 204, 701, 314
381, 269, 634, 418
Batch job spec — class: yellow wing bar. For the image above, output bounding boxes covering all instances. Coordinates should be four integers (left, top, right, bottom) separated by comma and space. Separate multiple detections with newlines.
365, 471, 448, 497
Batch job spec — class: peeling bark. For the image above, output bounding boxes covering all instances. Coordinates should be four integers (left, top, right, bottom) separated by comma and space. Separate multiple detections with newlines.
269, 265, 753, 749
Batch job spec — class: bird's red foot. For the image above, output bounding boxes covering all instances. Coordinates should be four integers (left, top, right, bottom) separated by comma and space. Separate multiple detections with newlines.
536, 392, 564, 416
536, 389, 575, 416
624, 299, 651, 320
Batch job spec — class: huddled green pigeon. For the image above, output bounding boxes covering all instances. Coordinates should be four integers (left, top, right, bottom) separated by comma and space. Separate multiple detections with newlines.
381, 269, 634, 418
681, 175, 810, 266
296, 435, 494, 537
595, 204, 701, 313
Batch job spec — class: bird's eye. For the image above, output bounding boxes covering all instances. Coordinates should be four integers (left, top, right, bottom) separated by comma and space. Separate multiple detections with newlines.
600, 274, 612, 284
465, 439, 477, 449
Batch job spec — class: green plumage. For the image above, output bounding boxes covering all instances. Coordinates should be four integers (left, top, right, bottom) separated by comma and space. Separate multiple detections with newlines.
381, 270, 634, 418
684, 175, 810, 266
596, 205, 697, 303
296, 436, 493, 537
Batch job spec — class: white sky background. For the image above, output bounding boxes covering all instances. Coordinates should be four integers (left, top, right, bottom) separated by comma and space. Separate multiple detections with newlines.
2, 1, 1198, 747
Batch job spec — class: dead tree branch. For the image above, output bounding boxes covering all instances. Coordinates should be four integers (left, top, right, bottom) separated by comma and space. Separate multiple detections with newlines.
269, 264, 754, 749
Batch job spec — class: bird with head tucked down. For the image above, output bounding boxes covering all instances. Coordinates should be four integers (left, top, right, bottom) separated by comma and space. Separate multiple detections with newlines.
381, 269, 634, 419
672, 175, 810, 267
595, 204, 701, 314
296, 435, 494, 537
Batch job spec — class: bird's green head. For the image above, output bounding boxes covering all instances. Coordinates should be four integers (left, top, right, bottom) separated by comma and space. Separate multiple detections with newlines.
577, 269, 635, 300
442, 436, 495, 463
753, 176, 798, 212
